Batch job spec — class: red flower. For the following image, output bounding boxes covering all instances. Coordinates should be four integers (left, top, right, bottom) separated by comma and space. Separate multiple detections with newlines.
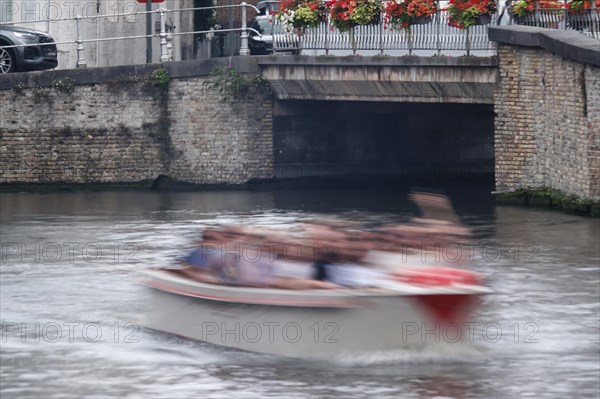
384, 0, 437, 29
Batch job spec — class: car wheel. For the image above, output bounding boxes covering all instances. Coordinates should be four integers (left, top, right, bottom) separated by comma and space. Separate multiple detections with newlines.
0, 47, 16, 74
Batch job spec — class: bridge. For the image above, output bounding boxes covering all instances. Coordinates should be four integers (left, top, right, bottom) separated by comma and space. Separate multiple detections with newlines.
0, 25, 598, 203
258, 55, 497, 103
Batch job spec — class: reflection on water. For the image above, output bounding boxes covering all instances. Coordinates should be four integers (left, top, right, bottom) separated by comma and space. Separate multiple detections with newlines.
1, 186, 598, 398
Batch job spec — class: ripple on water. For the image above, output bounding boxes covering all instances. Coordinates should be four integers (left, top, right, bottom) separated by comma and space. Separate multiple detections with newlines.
1, 191, 599, 398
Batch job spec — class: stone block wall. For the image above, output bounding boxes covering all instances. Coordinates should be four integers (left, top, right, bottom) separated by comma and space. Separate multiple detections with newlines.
168, 78, 274, 184
0, 60, 274, 185
491, 27, 600, 202
0, 82, 167, 184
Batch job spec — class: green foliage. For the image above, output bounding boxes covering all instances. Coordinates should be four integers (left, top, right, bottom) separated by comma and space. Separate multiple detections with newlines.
52, 77, 75, 94
329, 0, 382, 32
12, 82, 27, 94
277, 0, 328, 31
496, 187, 599, 217
30, 78, 50, 103
104, 69, 170, 93
567, 0, 600, 13
146, 68, 171, 90
352, 0, 383, 25
295, 5, 324, 28
11, 77, 74, 98
511, 0, 562, 16
252, 75, 272, 96
446, 0, 497, 29
209, 66, 272, 101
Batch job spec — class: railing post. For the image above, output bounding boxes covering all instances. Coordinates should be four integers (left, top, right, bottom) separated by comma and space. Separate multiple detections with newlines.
591, 0, 597, 36
465, 27, 471, 56
146, 0, 152, 63
75, 15, 86, 68
560, 0, 567, 30
240, 2, 250, 56
436, 0, 441, 55
379, 8, 384, 55
159, 8, 169, 62
166, 27, 174, 61
272, 16, 277, 53
325, 18, 330, 55
207, 27, 215, 59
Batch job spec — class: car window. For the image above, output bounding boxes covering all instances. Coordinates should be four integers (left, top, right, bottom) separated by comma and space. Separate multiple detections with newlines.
253, 18, 273, 35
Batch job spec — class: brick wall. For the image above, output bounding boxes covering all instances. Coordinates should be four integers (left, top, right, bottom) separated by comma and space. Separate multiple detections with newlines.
0, 63, 274, 185
0, 82, 168, 184
168, 77, 274, 184
494, 43, 600, 201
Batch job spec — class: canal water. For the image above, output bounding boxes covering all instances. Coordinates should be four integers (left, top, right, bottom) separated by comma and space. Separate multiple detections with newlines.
1, 185, 598, 398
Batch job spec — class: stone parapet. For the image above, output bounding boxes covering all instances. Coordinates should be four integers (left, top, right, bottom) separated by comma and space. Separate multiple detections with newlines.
259, 55, 498, 104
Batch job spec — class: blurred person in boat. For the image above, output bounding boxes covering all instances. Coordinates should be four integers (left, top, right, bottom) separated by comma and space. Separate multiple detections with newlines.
399, 191, 471, 241
300, 221, 380, 286
178, 228, 223, 284
178, 226, 256, 284
175, 190, 479, 289
365, 190, 482, 286
376, 190, 473, 267
322, 231, 390, 288
266, 230, 340, 289
182, 226, 339, 289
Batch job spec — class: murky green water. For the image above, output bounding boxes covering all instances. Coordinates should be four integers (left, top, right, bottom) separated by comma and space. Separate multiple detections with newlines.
1, 186, 598, 398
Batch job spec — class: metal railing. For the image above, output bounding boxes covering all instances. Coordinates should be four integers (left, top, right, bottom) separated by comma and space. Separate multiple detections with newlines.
272, 0, 599, 55
507, 2, 599, 40
1, 3, 261, 68
273, 10, 497, 56
1, 0, 598, 70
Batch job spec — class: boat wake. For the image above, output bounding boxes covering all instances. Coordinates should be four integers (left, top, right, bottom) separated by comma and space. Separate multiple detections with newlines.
326, 342, 490, 366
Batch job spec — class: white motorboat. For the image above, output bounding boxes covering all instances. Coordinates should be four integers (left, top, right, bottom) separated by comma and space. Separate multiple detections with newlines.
141, 267, 492, 358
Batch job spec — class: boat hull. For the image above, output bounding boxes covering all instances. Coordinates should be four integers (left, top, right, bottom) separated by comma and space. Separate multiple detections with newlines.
142, 270, 488, 358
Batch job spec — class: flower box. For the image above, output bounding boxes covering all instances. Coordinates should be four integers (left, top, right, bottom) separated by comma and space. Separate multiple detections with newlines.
328, 0, 382, 32
384, 0, 437, 30
447, 0, 498, 29
510, 0, 564, 26
566, 0, 600, 13
277, 0, 327, 32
